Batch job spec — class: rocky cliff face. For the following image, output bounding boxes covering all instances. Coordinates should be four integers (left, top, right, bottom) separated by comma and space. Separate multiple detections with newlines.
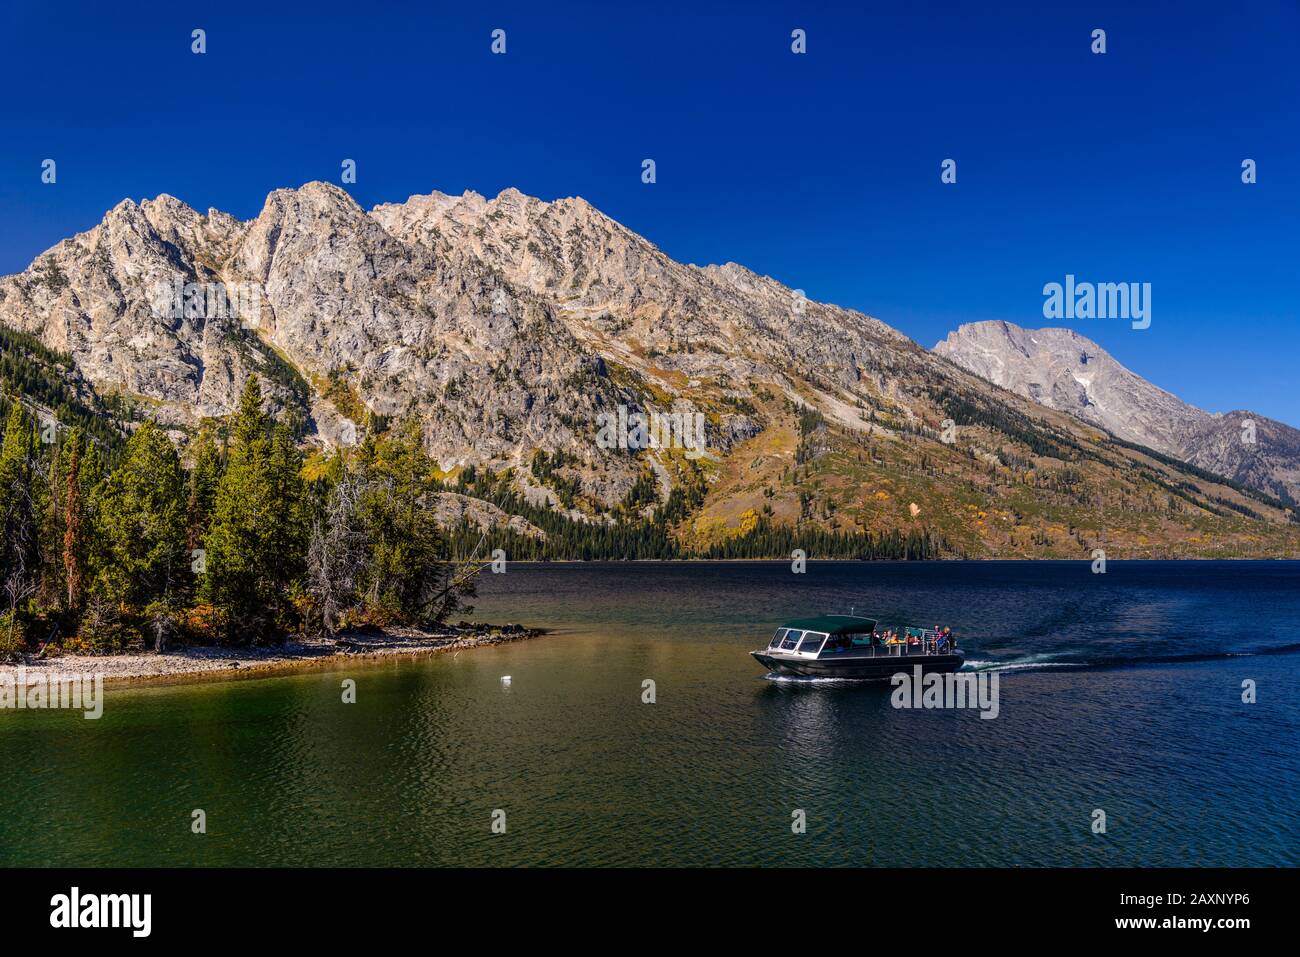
0, 182, 929, 501
0, 195, 259, 429
933, 321, 1300, 503
0, 184, 638, 491
1, 184, 1297, 557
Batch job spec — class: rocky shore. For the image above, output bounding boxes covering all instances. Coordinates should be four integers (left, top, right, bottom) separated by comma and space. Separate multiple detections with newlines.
0, 622, 543, 687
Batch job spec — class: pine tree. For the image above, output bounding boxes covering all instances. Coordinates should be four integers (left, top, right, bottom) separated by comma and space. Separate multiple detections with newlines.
185, 427, 222, 549
267, 421, 307, 585
38, 429, 66, 610
202, 377, 304, 642
355, 421, 468, 625
89, 422, 187, 641
78, 436, 104, 498
0, 402, 41, 652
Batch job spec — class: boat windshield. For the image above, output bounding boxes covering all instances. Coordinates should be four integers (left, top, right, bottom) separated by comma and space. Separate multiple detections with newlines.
780, 630, 802, 650
769, 628, 787, 648
797, 632, 827, 654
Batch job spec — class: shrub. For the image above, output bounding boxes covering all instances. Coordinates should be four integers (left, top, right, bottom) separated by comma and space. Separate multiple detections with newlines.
0, 609, 26, 661
77, 597, 128, 654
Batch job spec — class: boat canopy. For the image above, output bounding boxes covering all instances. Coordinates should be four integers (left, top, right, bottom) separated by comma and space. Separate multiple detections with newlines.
779, 614, 877, 636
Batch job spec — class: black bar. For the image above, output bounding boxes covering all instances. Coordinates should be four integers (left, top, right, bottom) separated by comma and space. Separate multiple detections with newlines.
2, 867, 1283, 942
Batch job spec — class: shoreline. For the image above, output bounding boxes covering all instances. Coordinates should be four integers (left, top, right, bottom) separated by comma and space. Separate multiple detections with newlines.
0, 623, 544, 689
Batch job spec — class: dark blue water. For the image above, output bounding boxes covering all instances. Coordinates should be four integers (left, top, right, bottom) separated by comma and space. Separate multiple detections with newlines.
1, 561, 1297, 866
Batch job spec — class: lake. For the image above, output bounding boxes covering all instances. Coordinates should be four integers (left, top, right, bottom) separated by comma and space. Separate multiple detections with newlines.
1, 561, 1297, 866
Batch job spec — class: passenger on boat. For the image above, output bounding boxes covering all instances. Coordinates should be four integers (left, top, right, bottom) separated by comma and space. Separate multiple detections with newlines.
935, 627, 955, 653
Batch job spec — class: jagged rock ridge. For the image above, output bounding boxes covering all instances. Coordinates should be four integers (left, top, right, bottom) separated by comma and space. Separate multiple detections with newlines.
1, 183, 1297, 557
934, 320, 1300, 502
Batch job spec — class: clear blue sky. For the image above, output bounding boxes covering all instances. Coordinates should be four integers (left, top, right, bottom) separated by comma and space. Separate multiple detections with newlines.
1, 1, 1296, 421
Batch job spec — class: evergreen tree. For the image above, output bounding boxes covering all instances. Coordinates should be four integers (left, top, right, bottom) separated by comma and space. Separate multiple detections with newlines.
185, 427, 222, 549
37, 429, 66, 611
202, 377, 304, 642
267, 421, 308, 586
0, 402, 41, 630
89, 422, 187, 638
78, 435, 105, 498
355, 422, 470, 625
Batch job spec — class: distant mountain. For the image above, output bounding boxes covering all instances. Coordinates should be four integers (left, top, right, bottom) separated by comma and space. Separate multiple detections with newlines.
0, 183, 1296, 558
933, 321, 1300, 504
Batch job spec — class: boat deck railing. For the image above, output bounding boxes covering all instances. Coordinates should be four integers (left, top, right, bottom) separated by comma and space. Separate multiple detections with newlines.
822, 628, 955, 659
762, 626, 957, 659
870, 641, 946, 657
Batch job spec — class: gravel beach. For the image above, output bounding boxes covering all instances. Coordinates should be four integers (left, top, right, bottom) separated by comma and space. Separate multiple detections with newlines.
0, 624, 543, 687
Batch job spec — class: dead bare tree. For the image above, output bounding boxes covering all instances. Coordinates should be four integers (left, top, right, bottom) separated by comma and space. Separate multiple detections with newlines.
305, 469, 369, 637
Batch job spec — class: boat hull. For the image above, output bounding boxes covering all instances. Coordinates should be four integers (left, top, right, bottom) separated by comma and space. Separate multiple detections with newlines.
751, 650, 965, 680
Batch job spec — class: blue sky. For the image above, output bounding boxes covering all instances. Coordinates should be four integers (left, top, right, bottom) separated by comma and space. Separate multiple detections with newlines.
1, 1, 1297, 421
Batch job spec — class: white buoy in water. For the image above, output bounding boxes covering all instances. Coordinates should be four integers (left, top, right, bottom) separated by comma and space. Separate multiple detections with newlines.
501, 675, 512, 687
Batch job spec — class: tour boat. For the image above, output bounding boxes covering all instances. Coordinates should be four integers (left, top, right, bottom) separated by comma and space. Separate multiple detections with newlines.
751, 614, 964, 680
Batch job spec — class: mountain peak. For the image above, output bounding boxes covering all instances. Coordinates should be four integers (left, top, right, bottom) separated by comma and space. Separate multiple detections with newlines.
260, 180, 362, 213
935, 319, 1300, 501
140, 192, 194, 212
4, 185, 1298, 554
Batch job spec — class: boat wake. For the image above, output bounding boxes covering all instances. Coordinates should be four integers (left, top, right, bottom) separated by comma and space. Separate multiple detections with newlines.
758, 642, 1300, 682
960, 641, 1300, 674
761, 672, 861, 684
961, 657, 1083, 674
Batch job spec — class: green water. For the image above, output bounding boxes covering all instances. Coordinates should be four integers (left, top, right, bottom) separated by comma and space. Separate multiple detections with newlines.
1, 561, 1297, 866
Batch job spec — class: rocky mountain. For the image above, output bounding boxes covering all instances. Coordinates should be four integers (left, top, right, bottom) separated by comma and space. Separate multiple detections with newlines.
1, 183, 1297, 559
934, 321, 1300, 503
